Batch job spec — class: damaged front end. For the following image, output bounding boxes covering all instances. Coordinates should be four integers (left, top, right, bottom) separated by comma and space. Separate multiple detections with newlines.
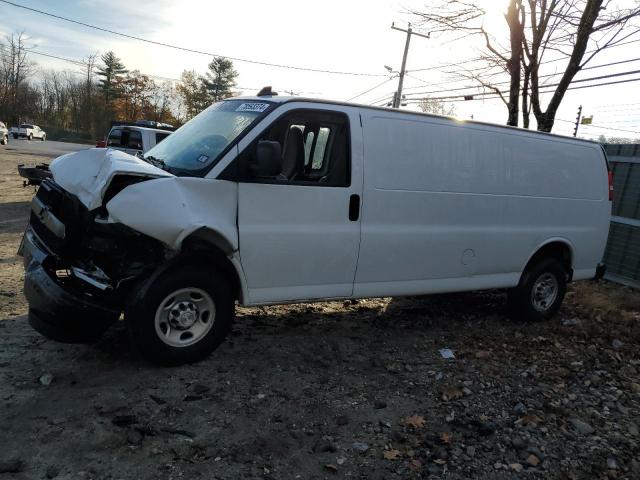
19, 152, 174, 341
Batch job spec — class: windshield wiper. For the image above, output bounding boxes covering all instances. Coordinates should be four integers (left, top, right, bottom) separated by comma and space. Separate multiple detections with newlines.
142, 155, 169, 171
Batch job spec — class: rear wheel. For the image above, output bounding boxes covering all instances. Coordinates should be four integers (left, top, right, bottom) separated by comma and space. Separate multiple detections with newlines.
126, 265, 234, 366
41, 134, 46, 141
28, 133, 33, 140
1, 135, 6, 145
508, 258, 567, 321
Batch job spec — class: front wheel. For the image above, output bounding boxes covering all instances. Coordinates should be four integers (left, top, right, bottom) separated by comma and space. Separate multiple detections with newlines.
41, 134, 46, 141
28, 133, 33, 140
508, 258, 567, 321
1, 135, 6, 145
126, 265, 234, 366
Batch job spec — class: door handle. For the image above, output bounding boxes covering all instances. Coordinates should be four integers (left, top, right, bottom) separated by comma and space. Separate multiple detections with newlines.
349, 194, 360, 221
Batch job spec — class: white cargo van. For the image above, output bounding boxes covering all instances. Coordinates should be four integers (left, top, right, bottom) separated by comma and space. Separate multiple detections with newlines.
20, 90, 611, 365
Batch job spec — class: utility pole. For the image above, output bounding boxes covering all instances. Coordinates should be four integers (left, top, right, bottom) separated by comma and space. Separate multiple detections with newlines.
391, 22, 430, 109
573, 105, 582, 137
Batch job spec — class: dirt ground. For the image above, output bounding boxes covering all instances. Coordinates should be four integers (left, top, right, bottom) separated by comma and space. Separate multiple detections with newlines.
1, 144, 640, 480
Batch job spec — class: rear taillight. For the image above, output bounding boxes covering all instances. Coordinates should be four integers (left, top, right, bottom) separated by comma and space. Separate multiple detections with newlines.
608, 170, 614, 202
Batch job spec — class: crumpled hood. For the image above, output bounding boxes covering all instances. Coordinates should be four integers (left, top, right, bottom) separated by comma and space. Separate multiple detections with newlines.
50, 148, 173, 210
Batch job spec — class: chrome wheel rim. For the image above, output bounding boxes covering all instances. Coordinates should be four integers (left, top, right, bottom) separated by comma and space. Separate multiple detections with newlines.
154, 287, 215, 347
530, 273, 558, 312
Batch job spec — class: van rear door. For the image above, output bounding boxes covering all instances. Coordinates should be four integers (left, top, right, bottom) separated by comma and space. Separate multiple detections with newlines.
235, 105, 364, 304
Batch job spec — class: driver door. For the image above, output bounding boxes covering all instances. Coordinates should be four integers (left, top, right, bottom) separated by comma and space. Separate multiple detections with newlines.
235, 106, 364, 304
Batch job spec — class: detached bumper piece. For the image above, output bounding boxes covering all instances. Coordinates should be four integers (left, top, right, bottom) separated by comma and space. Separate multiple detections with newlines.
22, 228, 119, 343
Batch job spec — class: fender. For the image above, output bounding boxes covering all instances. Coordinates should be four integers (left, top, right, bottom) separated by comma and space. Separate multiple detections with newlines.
106, 177, 239, 251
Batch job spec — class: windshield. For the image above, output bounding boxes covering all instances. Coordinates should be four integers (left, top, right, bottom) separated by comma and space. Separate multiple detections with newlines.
144, 100, 273, 174
20, 124, 34, 129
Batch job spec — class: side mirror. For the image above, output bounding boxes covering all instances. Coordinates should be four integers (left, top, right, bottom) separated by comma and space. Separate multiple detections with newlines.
253, 140, 282, 178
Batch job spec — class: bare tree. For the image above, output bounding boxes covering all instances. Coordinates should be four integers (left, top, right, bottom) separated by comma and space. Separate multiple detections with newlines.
418, 96, 457, 116
412, 0, 640, 131
0, 32, 36, 125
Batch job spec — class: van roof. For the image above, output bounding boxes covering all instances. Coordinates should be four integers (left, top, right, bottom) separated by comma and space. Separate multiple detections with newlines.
229, 95, 599, 146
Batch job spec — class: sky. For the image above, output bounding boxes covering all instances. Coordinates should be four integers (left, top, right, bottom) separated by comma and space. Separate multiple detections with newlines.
1, 0, 639, 139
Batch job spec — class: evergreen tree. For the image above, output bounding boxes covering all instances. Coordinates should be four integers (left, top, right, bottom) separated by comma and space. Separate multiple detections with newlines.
202, 57, 237, 102
97, 51, 127, 103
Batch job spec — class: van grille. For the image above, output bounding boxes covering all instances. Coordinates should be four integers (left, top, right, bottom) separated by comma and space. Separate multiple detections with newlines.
29, 179, 87, 257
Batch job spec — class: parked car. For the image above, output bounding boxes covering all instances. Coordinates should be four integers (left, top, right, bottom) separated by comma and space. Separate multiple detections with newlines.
9, 126, 19, 138
0, 122, 8, 145
18, 124, 46, 141
19, 90, 611, 365
96, 121, 174, 155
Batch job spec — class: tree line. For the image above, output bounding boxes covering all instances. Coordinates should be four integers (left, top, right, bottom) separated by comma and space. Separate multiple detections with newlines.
0, 32, 239, 140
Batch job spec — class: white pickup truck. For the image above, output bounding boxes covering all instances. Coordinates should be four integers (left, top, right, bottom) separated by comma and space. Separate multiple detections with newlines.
97, 122, 174, 155
17, 124, 46, 141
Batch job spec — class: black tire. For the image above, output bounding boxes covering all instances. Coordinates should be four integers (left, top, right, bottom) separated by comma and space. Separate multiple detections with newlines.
125, 264, 234, 366
1, 135, 6, 145
41, 134, 46, 141
28, 133, 33, 140
508, 258, 567, 321
28, 308, 118, 343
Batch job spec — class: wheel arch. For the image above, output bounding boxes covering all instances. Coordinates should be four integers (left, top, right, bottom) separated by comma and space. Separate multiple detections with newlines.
179, 227, 246, 303
520, 238, 574, 282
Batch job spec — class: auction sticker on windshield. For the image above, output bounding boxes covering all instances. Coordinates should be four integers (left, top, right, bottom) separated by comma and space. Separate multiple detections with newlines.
236, 103, 270, 113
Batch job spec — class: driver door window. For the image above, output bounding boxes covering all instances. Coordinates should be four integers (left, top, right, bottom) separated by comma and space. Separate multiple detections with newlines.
235, 109, 350, 187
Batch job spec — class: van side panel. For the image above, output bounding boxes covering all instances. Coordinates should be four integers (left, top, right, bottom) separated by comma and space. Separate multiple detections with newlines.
354, 112, 610, 297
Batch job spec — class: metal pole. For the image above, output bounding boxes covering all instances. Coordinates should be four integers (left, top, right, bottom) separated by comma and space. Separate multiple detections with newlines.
393, 25, 412, 108
391, 23, 430, 109
573, 105, 582, 137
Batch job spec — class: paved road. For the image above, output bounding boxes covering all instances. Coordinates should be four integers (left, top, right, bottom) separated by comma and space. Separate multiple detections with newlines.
2, 138, 90, 160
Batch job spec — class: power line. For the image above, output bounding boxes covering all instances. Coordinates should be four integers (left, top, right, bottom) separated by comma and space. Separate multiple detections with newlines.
407, 36, 640, 74
556, 118, 640, 135
0, 0, 386, 77
403, 56, 640, 96
403, 64, 640, 98
345, 77, 395, 102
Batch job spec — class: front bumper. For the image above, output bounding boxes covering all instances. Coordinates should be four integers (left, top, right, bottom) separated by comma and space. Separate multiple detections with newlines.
21, 228, 119, 318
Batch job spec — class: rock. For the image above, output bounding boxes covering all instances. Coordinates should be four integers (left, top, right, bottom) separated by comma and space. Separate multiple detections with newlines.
336, 457, 346, 465
510, 463, 524, 473
475, 350, 491, 359
462, 387, 472, 396
190, 383, 210, 394
336, 415, 349, 426
127, 429, 144, 446
374, 400, 387, 409
183, 394, 202, 402
511, 437, 528, 450
39, 373, 54, 386
0, 459, 23, 473
631, 382, 640, 394
612, 339, 623, 350
313, 441, 337, 453
561, 318, 579, 327
526, 454, 540, 467
607, 458, 619, 470
569, 418, 594, 435
513, 402, 527, 416
628, 423, 639, 437
46, 465, 60, 478
465, 446, 476, 457
323, 464, 338, 473
352, 442, 370, 454
112, 415, 138, 427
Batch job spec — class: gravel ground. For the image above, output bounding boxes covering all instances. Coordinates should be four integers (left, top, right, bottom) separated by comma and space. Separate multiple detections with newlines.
1, 144, 639, 480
